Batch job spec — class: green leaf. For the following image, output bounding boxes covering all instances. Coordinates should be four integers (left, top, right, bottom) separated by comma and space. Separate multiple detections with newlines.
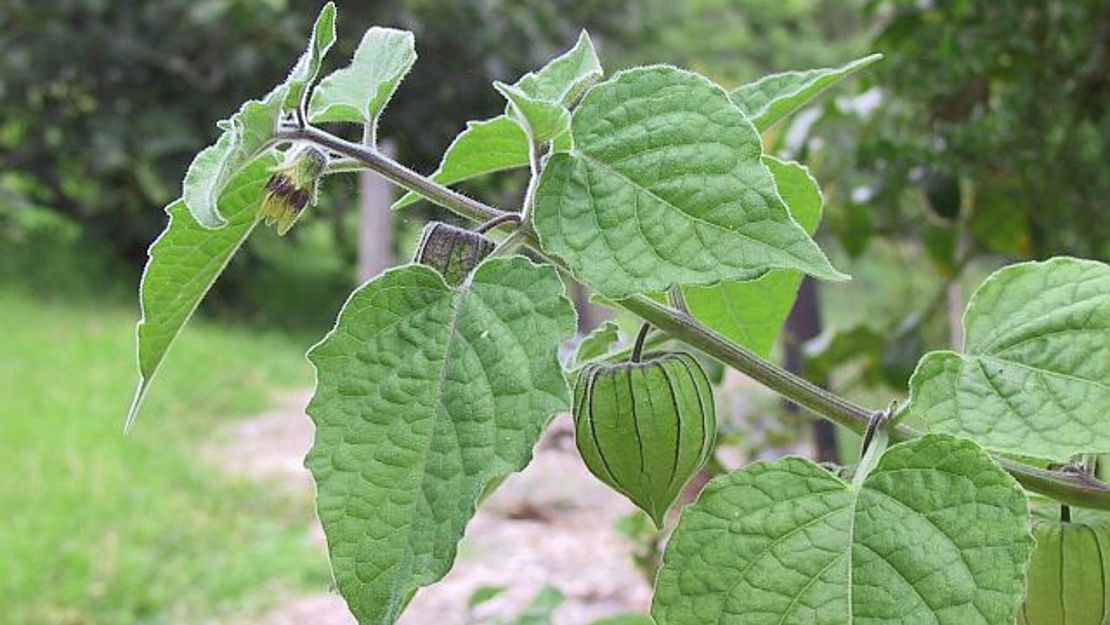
514, 30, 602, 105
308, 27, 416, 133
513, 586, 566, 625
282, 2, 338, 111
305, 256, 576, 625
181, 5, 336, 228
731, 54, 882, 131
908, 257, 1110, 461
392, 32, 597, 211
653, 434, 1033, 625
392, 116, 530, 210
495, 81, 571, 143
571, 320, 622, 367
533, 66, 844, 299
127, 155, 277, 429
683, 156, 823, 358
182, 89, 284, 228
467, 585, 508, 610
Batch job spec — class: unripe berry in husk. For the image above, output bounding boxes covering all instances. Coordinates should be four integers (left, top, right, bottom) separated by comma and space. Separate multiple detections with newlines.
413, 222, 494, 286
1018, 516, 1110, 625
573, 351, 716, 528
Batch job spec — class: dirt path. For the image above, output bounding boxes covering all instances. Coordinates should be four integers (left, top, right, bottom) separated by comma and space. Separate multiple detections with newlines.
210, 390, 652, 625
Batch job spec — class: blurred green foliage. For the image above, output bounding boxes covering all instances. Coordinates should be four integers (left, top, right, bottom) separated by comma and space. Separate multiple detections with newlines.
776, 0, 1110, 400
804, 0, 1110, 265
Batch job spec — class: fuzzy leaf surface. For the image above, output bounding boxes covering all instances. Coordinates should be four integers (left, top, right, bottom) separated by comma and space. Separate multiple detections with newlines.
909, 257, 1110, 461
533, 66, 843, 299
392, 116, 531, 210
305, 256, 576, 625
182, 89, 283, 228
653, 434, 1033, 625
282, 2, 338, 110
684, 156, 822, 358
514, 30, 602, 105
495, 81, 571, 143
731, 54, 881, 131
128, 155, 276, 427
181, 4, 335, 227
309, 27, 416, 130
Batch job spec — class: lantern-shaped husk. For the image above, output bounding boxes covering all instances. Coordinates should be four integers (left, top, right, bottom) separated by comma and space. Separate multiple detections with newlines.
1019, 516, 1110, 625
413, 222, 494, 286
573, 351, 716, 527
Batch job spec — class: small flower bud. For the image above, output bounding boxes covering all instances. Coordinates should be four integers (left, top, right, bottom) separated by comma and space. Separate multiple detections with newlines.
261, 145, 328, 236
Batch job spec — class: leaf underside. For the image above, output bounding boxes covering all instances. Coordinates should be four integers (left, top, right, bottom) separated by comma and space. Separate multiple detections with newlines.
730, 54, 882, 131
128, 155, 276, 428
181, 3, 336, 228
909, 257, 1110, 461
684, 156, 823, 358
653, 434, 1033, 625
533, 65, 844, 299
308, 26, 416, 130
305, 256, 576, 625
392, 116, 532, 210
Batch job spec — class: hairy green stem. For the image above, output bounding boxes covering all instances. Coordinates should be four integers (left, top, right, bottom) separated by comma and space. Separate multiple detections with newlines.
290, 123, 1110, 510
278, 125, 506, 223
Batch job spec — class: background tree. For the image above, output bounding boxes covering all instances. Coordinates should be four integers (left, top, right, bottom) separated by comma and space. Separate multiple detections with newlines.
786, 0, 1110, 406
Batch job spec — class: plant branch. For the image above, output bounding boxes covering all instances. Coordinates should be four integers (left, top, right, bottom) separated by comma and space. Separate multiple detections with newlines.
276, 125, 507, 223
292, 123, 1110, 510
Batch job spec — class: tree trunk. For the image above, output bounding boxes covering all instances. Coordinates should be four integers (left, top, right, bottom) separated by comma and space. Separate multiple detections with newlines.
357, 140, 396, 283
784, 277, 839, 462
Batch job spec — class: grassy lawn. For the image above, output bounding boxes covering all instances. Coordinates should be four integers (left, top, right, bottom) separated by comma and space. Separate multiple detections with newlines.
0, 288, 332, 625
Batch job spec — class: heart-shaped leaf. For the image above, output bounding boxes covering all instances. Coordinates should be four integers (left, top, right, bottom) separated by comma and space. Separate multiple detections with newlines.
533, 66, 844, 299
305, 256, 576, 625
909, 257, 1110, 461
653, 434, 1033, 625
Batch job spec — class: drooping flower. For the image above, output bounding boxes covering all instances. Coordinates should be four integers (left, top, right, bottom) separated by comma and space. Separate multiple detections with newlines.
261, 145, 328, 235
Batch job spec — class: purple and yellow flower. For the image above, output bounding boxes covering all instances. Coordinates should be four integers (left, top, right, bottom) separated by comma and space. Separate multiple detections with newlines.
261, 145, 328, 235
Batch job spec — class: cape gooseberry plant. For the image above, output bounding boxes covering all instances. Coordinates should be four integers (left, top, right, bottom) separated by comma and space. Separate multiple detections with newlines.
128, 5, 1110, 625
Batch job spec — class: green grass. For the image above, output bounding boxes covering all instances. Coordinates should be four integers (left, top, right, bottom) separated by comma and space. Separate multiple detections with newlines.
0, 288, 332, 625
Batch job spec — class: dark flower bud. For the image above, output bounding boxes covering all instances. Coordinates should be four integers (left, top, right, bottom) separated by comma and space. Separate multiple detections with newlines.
261, 145, 328, 236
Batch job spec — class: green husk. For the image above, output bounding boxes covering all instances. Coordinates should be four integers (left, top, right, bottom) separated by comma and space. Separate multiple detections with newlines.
573, 351, 716, 527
